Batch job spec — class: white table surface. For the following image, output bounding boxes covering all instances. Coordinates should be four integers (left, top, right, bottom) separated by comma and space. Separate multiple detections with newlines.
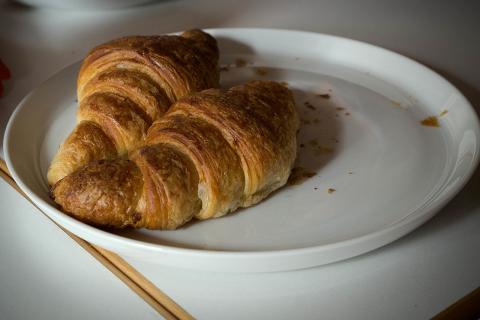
1, 0, 479, 319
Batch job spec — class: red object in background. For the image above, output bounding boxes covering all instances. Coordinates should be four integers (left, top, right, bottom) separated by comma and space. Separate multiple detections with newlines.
0, 58, 11, 97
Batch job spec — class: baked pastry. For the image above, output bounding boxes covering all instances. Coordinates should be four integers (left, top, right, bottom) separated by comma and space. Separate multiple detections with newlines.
52, 80, 299, 229
47, 29, 219, 186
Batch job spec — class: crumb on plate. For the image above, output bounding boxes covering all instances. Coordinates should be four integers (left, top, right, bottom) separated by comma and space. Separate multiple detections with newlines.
314, 145, 334, 156
420, 116, 440, 127
316, 93, 330, 99
304, 101, 316, 110
255, 68, 268, 76
235, 58, 247, 67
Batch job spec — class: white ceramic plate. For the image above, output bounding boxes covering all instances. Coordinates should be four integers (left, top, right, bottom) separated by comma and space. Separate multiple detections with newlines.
4, 29, 479, 272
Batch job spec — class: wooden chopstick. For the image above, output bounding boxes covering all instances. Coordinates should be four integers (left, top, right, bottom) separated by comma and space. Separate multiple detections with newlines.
0, 158, 8, 176
432, 286, 480, 320
0, 159, 194, 320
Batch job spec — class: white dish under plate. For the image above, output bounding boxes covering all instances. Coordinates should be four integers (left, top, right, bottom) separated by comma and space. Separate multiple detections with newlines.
4, 28, 479, 272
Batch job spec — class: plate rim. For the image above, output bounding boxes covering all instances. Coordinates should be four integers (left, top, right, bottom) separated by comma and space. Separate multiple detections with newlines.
4, 27, 480, 272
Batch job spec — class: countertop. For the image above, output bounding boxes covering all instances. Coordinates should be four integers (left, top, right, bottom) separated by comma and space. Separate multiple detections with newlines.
1, 0, 479, 319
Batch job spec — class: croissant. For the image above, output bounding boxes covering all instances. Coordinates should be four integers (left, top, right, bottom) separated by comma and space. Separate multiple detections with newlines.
47, 29, 219, 186
51, 80, 299, 230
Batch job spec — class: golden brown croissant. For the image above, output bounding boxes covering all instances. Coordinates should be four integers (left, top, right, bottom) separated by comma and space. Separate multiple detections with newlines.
47, 29, 219, 186
52, 80, 299, 230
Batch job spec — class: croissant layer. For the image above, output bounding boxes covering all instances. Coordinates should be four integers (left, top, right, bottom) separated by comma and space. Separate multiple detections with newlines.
47, 29, 219, 186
